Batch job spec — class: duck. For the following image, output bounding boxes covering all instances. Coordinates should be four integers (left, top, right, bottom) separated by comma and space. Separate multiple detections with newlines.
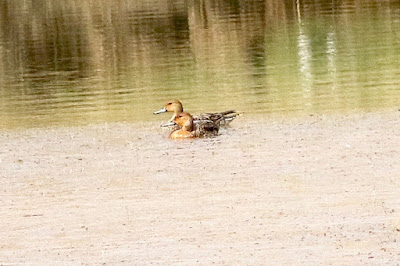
154, 100, 239, 128
169, 112, 196, 139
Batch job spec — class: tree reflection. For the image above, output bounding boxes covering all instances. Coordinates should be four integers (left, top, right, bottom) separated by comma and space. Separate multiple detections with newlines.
0, 0, 399, 127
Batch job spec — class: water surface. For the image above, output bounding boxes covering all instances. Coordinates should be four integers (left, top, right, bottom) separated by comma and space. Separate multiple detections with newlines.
0, 0, 399, 128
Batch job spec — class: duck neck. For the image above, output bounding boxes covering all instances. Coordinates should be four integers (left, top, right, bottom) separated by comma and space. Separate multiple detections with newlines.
171, 109, 183, 122
182, 121, 193, 132
174, 108, 183, 116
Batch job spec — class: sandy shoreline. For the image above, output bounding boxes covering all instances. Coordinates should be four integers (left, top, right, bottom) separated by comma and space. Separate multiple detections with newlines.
1, 111, 400, 264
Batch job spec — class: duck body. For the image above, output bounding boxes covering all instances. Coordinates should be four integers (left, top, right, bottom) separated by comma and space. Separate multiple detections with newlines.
169, 128, 195, 139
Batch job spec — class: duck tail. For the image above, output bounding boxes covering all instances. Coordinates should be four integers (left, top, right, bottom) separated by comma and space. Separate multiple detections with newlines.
219, 110, 236, 116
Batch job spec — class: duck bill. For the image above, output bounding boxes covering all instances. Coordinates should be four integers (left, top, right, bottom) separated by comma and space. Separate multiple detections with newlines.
153, 107, 167, 114
161, 121, 176, 127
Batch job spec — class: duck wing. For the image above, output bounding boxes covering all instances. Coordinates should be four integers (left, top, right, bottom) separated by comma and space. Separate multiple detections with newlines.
194, 119, 219, 137
197, 110, 239, 126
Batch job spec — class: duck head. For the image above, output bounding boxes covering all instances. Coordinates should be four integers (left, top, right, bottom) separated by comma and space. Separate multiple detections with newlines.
174, 112, 194, 132
153, 100, 183, 115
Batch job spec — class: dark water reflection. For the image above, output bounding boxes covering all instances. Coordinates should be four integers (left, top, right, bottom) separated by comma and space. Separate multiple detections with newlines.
0, 0, 399, 128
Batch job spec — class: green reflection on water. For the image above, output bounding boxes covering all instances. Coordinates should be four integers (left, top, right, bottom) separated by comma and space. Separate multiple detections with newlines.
0, 0, 399, 128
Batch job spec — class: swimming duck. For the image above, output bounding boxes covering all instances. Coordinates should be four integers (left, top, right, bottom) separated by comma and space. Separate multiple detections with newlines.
169, 112, 196, 139
154, 100, 238, 127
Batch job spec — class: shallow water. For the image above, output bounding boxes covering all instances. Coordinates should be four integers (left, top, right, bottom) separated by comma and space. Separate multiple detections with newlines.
1, 112, 400, 263
0, 0, 399, 128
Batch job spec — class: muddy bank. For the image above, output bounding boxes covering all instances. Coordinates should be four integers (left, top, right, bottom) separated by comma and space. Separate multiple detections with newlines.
1, 111, 400, 264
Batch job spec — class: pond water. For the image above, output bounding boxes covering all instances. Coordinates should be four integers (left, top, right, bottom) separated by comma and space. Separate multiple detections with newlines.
0, 0, 399, 128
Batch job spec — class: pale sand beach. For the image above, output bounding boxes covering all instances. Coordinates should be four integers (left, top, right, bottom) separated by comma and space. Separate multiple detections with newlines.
1, 111, 399, 264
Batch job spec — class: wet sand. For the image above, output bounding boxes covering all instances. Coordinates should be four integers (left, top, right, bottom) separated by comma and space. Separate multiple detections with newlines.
1, 111, 400, 264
